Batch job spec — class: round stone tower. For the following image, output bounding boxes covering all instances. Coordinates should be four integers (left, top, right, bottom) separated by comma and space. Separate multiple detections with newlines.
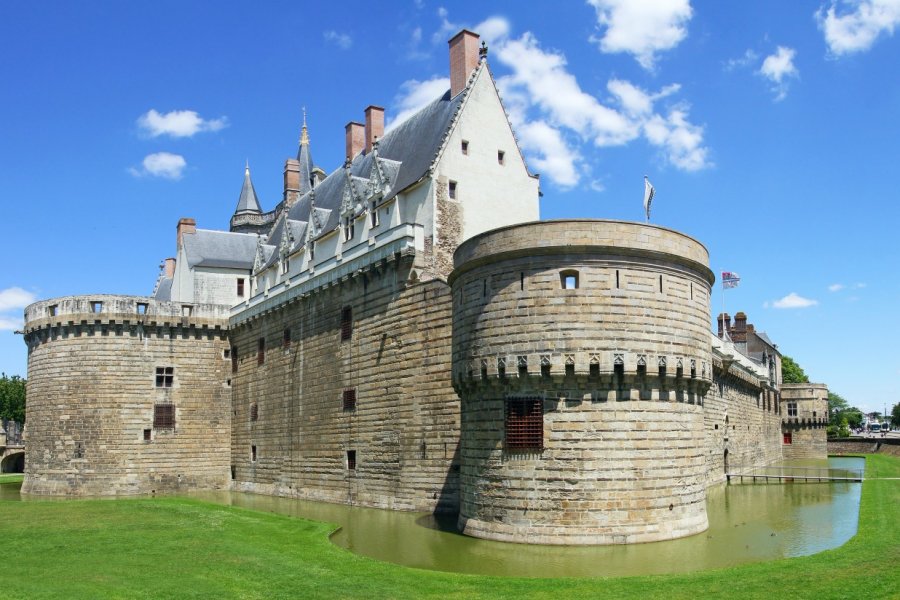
449, 220, 715, 545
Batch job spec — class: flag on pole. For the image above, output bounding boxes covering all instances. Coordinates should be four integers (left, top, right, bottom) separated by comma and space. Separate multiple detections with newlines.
643, 176, 655, 221
722, 271, 740, 289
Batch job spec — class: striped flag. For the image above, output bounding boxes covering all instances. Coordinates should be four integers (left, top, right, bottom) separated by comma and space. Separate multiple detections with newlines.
643, 176, 655, 221
722, 271, 740, 289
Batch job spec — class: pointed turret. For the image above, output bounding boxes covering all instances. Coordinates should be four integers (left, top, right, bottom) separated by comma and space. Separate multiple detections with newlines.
234, 162, 262, 215
296, 109, 316, 195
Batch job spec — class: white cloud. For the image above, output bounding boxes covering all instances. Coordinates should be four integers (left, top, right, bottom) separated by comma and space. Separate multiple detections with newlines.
129, 152, 187, 180
816, 0, 900, 55
0, 287, 37, 312
854, 282, 867, 288
772, 292, 819, 309
587, 0, 693, 69
725, 49, 759, 71
828, 283, 845, 292
515, 121, 582, 187
387, 77, 451, 130
137, 109, 228, 138
432, 7, 460, 44
0, 317, 23, 331
759, 46, 798, 101
324, 30, 353, 50
389, 12, 710, 187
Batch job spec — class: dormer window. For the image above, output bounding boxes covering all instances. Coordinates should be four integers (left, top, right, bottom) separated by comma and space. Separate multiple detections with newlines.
343, 215, 354, 241
281, 258, 289, 275
370, 199, 379, 227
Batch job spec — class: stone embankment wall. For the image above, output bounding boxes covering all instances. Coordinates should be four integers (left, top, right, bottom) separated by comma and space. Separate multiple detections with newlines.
781, 383, 829, 460
22, 295, 231, 496
828, 438, 900, 457
229, 254, 460, 512
450, 220, 716, 545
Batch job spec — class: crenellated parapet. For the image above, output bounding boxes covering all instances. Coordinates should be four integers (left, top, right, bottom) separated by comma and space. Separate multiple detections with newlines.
23, 295, 230, 349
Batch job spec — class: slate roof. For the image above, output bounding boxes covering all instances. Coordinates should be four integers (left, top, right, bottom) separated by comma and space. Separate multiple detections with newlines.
153, 277, 172, 301
263, 88, 464, 256
234, 165, 262, 215
183, 229, 259, 270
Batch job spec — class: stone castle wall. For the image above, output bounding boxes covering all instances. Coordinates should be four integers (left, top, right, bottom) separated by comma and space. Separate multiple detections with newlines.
22, 295, 231, 496
449, 220, 717, 544
229, 254, 460, 512
781, 383, 829, 460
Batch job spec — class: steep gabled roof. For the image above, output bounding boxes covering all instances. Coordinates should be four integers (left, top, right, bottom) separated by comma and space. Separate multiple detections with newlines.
183, 229, 259, 270
297, 120, 316, 196
234, 164, 262, 215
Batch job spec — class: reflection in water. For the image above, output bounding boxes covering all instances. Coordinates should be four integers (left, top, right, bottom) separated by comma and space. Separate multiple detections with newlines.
1, 458, 864, 578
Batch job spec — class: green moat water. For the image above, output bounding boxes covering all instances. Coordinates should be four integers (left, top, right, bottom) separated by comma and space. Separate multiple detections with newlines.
1, 457, 863, 578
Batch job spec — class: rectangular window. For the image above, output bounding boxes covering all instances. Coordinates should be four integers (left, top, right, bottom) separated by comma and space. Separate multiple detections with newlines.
48, 304, 58, 317
370, 200, 379, 227
257, 338, 265, 365
143, 429, 151, 441
237, 278, 245, 297
560, 270, 579, 289
281, 258, 290, 275
783, 431, 793, 445
251, 445, 257, 462
223, 348, 231, 359
155, 366, 174, 388
283, 328, 291, 348
448, 180, 457, 200
340, 306, 353, 341
231, 347, 238, 373
344, 216, 355, 241
347, 450, 357, 470
182, 305, 192, 317
250, 402, 258, 422
505, 397, 543, 452
91, 301, 102, 313
153, 403, 175, 429
497, 150, 505, 165
787, 402, 798, 417
136, 303, 148, 315
343, 388, 357, 411
461, 140, 469, 155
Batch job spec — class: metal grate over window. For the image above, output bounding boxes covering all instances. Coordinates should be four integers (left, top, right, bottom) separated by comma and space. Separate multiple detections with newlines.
155, 366, 174, 388
153, 403, 175, 429
340, 306, 353, 341
505, 397, 543, 452
343, 388, 357, 411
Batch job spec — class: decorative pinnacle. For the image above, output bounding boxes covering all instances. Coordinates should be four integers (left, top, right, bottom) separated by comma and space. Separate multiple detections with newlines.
479, 40, 488, 59
299, 107, 309, 146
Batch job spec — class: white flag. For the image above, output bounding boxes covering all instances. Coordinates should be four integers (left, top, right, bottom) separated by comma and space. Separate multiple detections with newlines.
643, 176, 655, 221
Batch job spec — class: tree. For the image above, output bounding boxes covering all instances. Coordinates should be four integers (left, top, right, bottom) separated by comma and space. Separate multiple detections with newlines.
892, 403, 900, 428
781, 355, 809, 384
0, 373, 26, 424
837, 417, 851, 438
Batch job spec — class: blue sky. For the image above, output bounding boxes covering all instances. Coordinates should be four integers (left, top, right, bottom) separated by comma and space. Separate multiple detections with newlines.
1, 1, 898, 414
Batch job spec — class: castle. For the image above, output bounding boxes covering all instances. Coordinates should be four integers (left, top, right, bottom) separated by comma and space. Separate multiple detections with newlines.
20, 30, 828, 545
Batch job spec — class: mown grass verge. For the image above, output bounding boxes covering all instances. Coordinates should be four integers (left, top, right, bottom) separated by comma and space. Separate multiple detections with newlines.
1, 455, 897, 599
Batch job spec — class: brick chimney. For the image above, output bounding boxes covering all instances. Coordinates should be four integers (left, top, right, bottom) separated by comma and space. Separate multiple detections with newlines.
449, 29, 480, 98
732, 311, 748, 343
284, 158, 300, 205
717, 313, 731, 338
164, 258, 176, 279
345, 121, 364, 160
364, 105, 384, 154
176, 218, 196, 250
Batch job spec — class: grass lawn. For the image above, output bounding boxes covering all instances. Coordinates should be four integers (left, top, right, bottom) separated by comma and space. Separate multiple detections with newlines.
1, 455, 897, 599
0, 473, 24, 483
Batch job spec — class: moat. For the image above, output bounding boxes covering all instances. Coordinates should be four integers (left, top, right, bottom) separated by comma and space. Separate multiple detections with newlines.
1, 457, 863, 578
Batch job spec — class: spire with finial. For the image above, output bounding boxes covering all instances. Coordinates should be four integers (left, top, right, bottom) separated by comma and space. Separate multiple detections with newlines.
295, 107, 316, 195
233, 161, 262, 215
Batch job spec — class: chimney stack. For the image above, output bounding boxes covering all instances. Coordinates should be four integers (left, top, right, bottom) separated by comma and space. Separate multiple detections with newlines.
364, 105, 384, 154
449, 29, 480, 98
345, 121, 365, 160
284, 158, 301, 205
717, 312, 731, 338
164, 258, 176, 279
732, 311, 748, 343
176, 218, 196, 250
